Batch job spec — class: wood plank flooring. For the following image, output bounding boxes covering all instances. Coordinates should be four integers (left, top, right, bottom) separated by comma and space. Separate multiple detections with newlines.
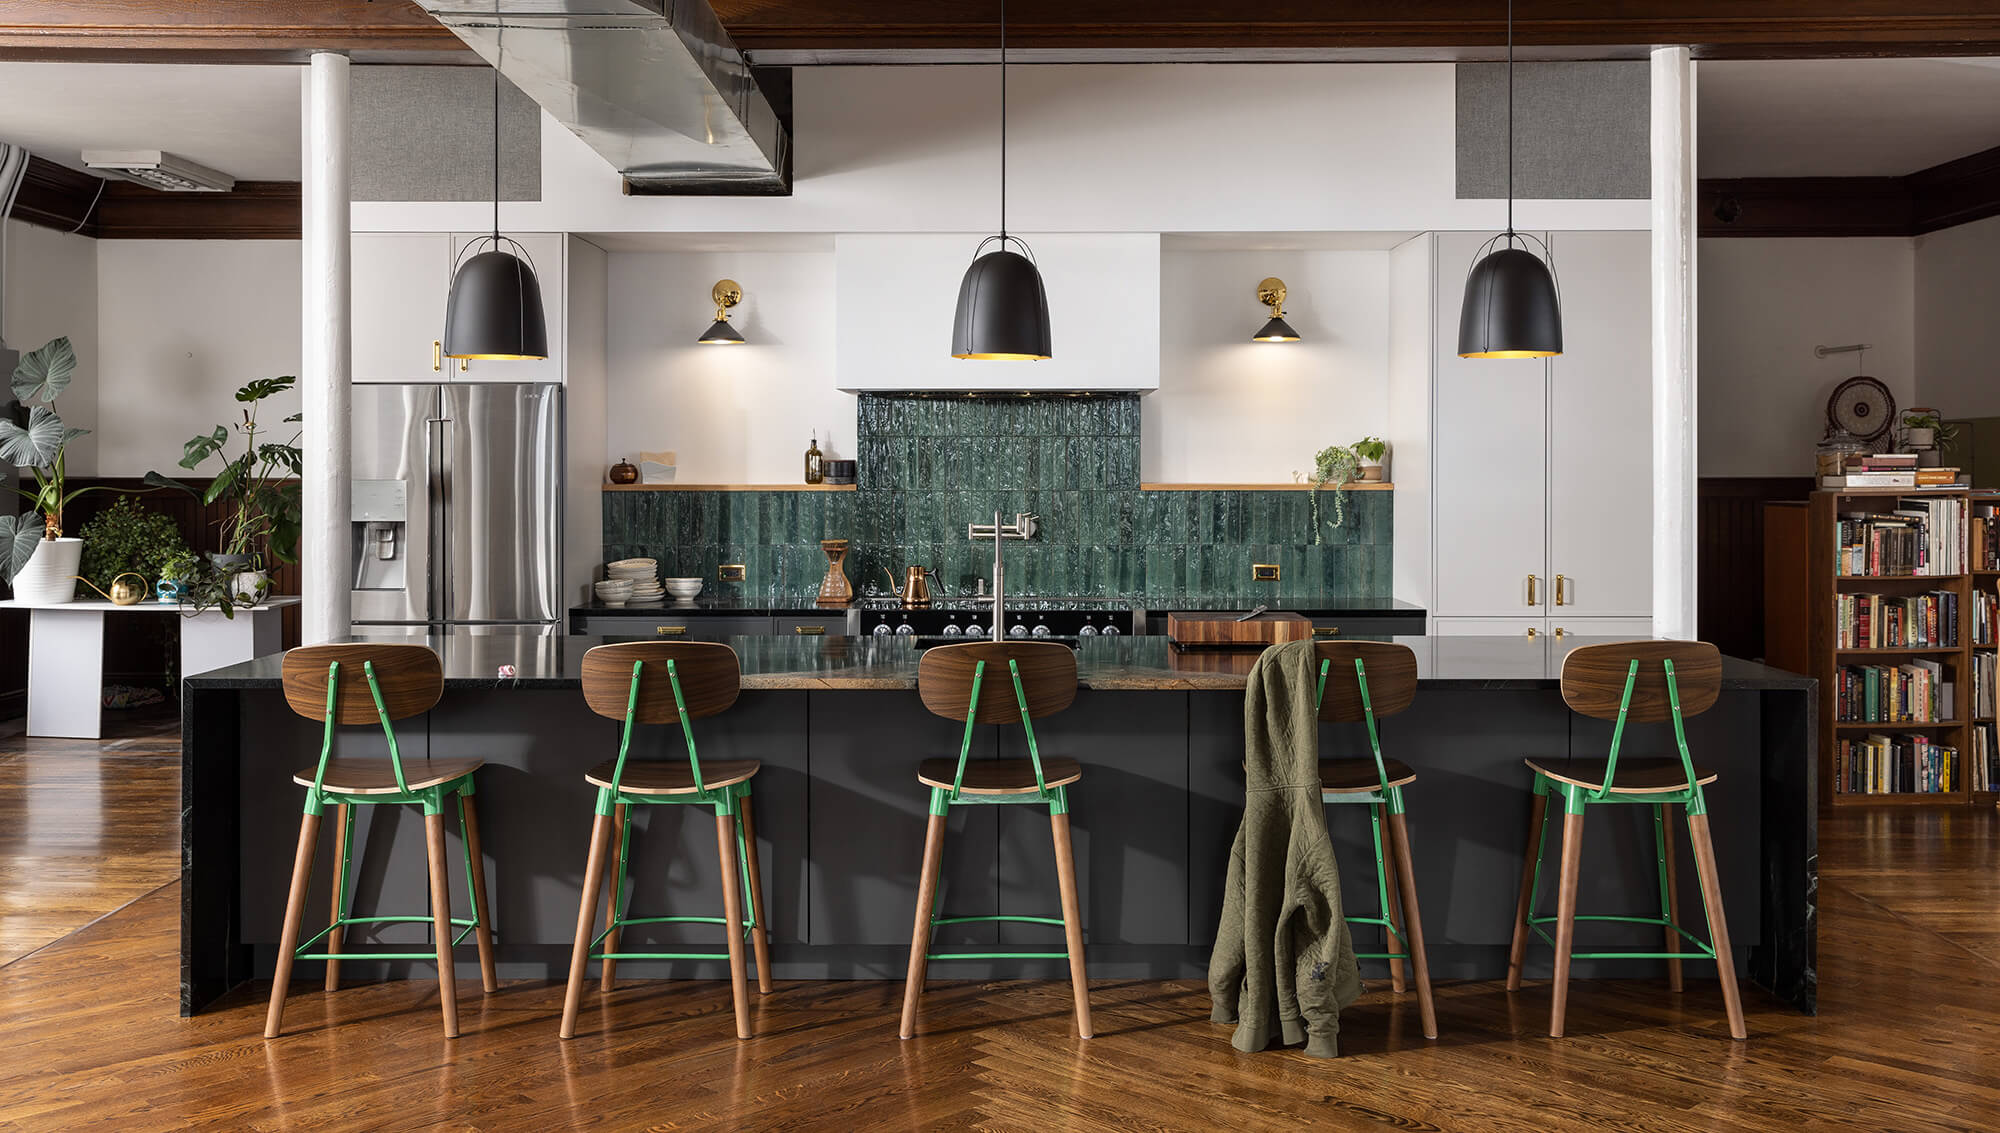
2, 716, 1998, 1131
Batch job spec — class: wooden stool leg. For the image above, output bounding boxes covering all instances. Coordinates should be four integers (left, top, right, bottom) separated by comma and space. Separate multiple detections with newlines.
1050, 810, 1093, 1040
1687, 811, 1748, 1040
560, 810, 614, 1040
600, 803, 627, 993
715, 812, 753, 1040
1548, 808, 1586, 1039
739, 792, 775, 995
1658, 803, 1683, 994
424, 811, 460, 1038
324, 803, 349, 993
1376, 803, 1405, 994
1506, 790, 1550, 992
461, 794, 499, 995
1385, 811, 1437, 1040
264, 810, 321, 1038
900, 811, 947, 1040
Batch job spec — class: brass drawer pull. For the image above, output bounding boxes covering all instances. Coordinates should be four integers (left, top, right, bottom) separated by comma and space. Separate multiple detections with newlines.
655, 625, 687, 637
432, 340, 443, 372
793, 625, 826, 635
1555, 573, 1568, 607
1526, 627, 1538, 639
1526, 574, 1538, 607
1312, 626, 1341, 637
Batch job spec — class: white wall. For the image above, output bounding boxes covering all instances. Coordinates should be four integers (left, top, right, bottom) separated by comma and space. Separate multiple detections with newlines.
1697, 237, 1915, 477
1916, 214, 2000, 417
1145, 248, 1391, 482
2, 218, 99, 474
604, 249, 851, 484
93, 240, 302, 477
1386, 234, 1434, 606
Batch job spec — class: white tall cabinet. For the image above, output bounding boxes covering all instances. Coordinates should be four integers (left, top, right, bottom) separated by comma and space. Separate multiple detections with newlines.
1426, 230, 1653, 639
351, 232, 567, 385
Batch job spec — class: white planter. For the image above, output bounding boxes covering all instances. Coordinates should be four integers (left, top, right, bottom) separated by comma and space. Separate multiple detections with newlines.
12, 537, 83, 604
1905, 427, 1936, 448
232, 570, 271, 603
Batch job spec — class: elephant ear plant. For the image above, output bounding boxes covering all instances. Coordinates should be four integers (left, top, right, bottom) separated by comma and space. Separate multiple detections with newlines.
0, 337, 111, 584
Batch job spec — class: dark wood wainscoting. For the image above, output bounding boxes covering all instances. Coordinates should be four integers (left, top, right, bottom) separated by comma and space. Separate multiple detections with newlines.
1698, 476, 1813, 662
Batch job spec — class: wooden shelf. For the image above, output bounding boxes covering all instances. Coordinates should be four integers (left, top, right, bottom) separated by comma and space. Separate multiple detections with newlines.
1824, 486, 1968, 497
1835, 646, 1960, 656
1138, 482, 1393, 492
1832, 791, 1970, 806
1833, 719, 1962, 730
602, 483, 856, 492
1835, 573, 1967, 582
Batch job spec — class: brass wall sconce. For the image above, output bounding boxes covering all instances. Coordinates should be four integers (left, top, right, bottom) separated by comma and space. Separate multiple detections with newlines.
1253, 277, 1299, 342
698, 278, 746, 344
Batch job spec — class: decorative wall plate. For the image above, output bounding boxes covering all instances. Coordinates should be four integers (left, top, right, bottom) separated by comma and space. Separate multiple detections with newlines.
1826, 376, 1896, 441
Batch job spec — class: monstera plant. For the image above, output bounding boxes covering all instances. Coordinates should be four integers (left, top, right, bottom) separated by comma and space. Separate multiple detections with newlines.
0, 337, 115, 595
145, 375, 302, 575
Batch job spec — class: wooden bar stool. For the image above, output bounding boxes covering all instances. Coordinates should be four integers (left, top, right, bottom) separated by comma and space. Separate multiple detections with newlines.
559, 641, 771, 1041
265, 644, 497, 1039
1505, 640, 1747, 1040
900, 641, 1090, 1040
1312, 641, 1437, 1040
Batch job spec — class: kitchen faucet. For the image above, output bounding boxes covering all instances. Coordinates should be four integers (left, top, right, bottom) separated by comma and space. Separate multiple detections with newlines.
968, 512, 1038, 638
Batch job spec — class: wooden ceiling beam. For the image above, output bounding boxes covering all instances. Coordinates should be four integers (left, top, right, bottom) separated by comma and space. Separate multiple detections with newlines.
0, 1, 471, 64
1700, 144, 2000, 238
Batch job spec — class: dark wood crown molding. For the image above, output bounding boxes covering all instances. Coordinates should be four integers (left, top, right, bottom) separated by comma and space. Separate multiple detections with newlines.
0, 1, 469, 64
1701, 144, 2000, 238
9, 156, 298, 240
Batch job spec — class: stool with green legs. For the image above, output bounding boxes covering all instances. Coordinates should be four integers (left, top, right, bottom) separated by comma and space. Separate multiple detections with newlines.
900, 641, 1090, 1040
265, 643, 497, 1039
1312, 641, 1438, 1040
559, 641, 770, 1041
1505, 639, 1747, 1040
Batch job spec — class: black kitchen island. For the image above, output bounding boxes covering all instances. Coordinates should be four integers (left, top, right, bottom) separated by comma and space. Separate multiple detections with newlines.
181, 633, 1815, 1018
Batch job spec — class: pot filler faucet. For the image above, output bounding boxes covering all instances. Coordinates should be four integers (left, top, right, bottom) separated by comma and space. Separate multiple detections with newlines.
967, 512, 1038, 639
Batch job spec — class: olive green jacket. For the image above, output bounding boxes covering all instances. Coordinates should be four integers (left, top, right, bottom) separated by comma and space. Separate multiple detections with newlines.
1208, 638, 1362, 1058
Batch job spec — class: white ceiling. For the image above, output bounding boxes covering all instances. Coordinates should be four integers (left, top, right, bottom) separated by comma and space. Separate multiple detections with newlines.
0, 62, 301, 181
1700, 58, 2000, 178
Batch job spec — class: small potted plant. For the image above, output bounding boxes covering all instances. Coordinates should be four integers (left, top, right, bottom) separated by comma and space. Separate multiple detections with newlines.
146, 375, 302, 600
0, 337, 125, 603
1307, 443, 1361, 543
158, 550, 201, 604
1352, 436, 1389, 482
1900, 411, 1957, 467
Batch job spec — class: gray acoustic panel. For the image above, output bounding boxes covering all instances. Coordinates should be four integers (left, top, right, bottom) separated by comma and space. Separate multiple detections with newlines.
352, 65, 542, 203
1456, 62, 1649, 201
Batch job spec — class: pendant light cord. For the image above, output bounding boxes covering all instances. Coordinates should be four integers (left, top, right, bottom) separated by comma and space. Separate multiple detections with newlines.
493, 4, 503, 243
999, 0, 1007, 242
1505, 0, 1514, 239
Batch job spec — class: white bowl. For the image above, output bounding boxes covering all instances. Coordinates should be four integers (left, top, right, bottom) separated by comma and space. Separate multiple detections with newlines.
663, 577, 703, 599
608, 557, 657, 570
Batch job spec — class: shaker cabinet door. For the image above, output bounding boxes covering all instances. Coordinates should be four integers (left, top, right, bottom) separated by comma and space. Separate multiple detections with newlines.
351, 232, 451, 384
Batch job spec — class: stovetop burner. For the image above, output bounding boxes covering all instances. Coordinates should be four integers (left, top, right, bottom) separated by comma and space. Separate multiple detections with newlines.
858, 599, 1134, 641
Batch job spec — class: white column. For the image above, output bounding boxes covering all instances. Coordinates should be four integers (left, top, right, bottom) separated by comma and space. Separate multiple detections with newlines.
1650, 47, 1698, 640
301, 53, 352, 643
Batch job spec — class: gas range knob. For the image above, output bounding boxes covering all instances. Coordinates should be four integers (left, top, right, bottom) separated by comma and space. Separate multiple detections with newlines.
1009, 624, 1029, 638
895, 622, 915, 636
941, 623, 962, 635
965, 624, 986, 638
871, 623, 891, 636
1102, 625, 1122, 636
1078, 624, 1097, 636
1031, 623, 1051, 637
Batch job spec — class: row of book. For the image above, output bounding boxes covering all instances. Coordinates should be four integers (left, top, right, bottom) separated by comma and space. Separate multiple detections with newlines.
1972, 725, 2000, 792
1821, 452, 1961, 489
1975, 651, 1997, 723
1836, 733, 1959, 794
1976, 589, 1999, 647
1833, 590, 1959, 649
1835, 496, 1966, 576
1834, 660, 1953, 723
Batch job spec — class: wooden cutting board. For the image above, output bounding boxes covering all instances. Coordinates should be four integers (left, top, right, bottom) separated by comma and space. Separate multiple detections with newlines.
1166, 611, 1311, 649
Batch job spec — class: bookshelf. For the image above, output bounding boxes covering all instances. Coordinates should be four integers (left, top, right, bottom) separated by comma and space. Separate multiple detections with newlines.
1765, 489, 1989, 808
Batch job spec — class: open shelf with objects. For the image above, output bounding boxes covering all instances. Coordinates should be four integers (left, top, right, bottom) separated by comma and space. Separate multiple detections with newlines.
1765, 489, 1983, 808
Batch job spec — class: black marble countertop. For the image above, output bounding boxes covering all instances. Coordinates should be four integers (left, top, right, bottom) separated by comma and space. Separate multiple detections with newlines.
187, 633, 1812, 693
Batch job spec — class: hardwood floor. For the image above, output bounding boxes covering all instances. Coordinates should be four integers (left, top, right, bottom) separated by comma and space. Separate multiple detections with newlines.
3, 716, 1998, 1130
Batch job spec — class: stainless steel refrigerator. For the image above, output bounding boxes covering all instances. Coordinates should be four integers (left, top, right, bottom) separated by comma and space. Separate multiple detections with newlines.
350, 383, 563, 631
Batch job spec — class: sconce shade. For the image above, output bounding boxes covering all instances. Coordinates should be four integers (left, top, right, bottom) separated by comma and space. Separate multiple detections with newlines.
1253, 316, 1299, 343
444, 248, 549, 360
698, 319, 745, 345
951, 248, 1052, 360
1457, 245, 1562, 359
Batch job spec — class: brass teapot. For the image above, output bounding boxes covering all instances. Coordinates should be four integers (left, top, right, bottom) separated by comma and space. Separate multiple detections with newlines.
882, 564, 936, 608
74, 572, 150, 606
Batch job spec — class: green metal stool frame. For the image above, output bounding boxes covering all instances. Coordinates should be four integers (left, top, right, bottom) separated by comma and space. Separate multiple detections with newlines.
900, 641, 1090, 1040
1312, 640, 1437, 1039
560, 641, 769, 1041
265, 644, 496, 1040
1505, 639, 1747, 1040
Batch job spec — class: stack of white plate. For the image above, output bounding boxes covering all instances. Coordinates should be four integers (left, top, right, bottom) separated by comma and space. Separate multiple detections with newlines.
606, 558, 665, 604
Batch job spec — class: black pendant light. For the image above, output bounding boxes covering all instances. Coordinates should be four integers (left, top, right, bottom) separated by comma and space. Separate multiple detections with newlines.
1457, 0, 1562, 360
951, 0, 1051, 361
445, 14, 549, 362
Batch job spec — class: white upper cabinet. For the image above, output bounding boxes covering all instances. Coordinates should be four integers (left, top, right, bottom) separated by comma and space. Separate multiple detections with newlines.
351, 233, 450, 384
834, 233, 1161, 391
447, 232, 567, 385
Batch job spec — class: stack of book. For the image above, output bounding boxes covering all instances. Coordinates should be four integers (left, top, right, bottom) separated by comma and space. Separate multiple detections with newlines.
1834, 659, 1953, 722
1973, 724, 2000, 791
1834, 496, 1966, 576
1834, 590, 1959, 649
1975, 652, 1997, 720
1837, 733, 1958, 794
1820, 452, 1962, 489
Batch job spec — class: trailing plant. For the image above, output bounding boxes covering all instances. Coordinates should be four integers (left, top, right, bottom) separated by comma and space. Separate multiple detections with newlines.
174, 557, 268, 620
76, 497, 191, 593
1352, 436, 1387, 463
0, 337, 125, 583
145, 375, 303, 564
1309, 443, 1360, 543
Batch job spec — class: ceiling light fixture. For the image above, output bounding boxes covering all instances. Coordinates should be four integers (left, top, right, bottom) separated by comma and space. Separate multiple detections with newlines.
80, 149, 233, 193
698, 279, 746, 344
1252, 277, 1300, 342
950, 0, 1051, 361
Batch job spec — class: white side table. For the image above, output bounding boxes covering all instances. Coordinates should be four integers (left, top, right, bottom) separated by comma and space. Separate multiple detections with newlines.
0, 597, 302, 738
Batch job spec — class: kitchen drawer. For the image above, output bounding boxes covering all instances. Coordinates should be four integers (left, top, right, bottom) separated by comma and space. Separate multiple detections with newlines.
774, 614, 850, 637
1308, 615, 1424, 639
577, 615, 772, 638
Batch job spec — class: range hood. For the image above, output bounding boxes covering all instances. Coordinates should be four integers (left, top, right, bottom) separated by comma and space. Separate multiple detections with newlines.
415, 0, 790, 195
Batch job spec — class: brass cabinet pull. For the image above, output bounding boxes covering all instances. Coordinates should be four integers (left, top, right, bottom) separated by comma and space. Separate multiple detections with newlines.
1554, 626, 1566, 638
793, 625, 826, 635
432, 340, 443, 372
1312, 625, 1341, 637
1526, 626, 1538, 638
655, 625, 687, 636
1555, 574, 1568, 607
458, 357, 469, 373
1526, 574, 1538, 607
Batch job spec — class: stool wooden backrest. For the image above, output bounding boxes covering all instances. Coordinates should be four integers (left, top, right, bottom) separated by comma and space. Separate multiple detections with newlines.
281, 643, 443, 723
1559, 640, 1721, 723
1314, 641, 1419, 722
918, 641, 1077, 723
580, 641, 741, 723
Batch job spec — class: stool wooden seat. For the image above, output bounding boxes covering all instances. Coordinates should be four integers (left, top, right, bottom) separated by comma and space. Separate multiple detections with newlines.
1312, 641, 1436, 1039
917, 757, 1083, 794
561, 642, 770, 1041
1318, 757, 1418, 793
1522, 757, 1718, 795
585, 758, 761, 795
902, 641, 1091, 1041
293, 758, 486, 795
265, 644, 496, 1040
1506, 640, 1746, 1041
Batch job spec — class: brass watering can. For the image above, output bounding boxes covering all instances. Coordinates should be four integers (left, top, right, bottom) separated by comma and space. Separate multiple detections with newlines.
74, 572, 150, 606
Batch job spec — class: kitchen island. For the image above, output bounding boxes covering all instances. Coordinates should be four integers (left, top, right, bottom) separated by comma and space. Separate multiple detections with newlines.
182, 633, 1814, 1018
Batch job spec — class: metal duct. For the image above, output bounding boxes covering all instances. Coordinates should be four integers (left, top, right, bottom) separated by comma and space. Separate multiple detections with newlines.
415, 0, 791, 195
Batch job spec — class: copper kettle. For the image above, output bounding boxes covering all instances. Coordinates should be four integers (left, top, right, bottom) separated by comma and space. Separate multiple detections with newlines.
882, 565, 936, 608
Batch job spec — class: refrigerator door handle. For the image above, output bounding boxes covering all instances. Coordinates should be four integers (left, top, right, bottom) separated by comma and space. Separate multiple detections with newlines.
425, 413, 450, 626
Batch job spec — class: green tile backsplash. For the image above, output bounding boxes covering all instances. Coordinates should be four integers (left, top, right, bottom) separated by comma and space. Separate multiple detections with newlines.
603, 393, 1390, 602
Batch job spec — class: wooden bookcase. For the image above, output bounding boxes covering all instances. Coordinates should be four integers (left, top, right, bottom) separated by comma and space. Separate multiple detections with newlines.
1765, 488, 1992, 809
